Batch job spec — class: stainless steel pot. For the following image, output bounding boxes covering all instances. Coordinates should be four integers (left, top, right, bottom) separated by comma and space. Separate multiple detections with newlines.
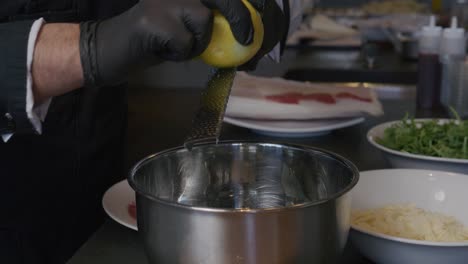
128, 141, 359, 264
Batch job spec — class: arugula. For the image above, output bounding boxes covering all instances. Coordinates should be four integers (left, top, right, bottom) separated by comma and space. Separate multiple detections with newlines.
376, 113, 468, 160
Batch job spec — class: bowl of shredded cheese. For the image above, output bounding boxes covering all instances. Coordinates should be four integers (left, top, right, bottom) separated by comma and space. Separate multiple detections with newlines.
350, 169, 468, 264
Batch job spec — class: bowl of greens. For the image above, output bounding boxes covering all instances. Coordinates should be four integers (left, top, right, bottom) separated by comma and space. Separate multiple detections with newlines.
367, 116, 468, 174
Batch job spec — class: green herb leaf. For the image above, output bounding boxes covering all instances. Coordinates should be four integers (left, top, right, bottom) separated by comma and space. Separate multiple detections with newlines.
376, 114, 468, 160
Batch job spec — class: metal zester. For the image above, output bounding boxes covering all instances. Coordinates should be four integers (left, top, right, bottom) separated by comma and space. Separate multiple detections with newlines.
184, 67, 236, 149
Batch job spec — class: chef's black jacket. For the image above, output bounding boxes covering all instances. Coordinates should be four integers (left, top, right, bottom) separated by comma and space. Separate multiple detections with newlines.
0, 1, 137, 263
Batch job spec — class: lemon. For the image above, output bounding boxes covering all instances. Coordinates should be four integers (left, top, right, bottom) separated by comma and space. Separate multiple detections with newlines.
200, 0, 264, 68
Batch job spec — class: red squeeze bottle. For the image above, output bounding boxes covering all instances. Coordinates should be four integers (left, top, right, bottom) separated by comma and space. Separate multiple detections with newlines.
417, 16, 443, 109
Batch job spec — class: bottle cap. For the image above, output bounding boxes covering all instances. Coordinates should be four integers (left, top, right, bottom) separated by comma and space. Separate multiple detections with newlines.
421, 15, 442, 37
443, 17, 465, 39
419, 15, 442, 54
440, 16, 466, 57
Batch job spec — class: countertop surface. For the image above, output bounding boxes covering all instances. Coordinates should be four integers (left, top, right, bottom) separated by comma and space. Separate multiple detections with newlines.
67, 85, 445, 264
284, 48, 417, 85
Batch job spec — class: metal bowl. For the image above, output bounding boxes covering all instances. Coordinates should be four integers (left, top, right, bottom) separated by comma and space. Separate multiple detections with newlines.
128, 141, 359, 264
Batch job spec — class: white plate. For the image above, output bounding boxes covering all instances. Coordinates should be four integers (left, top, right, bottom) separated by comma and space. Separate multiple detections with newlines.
102, 180, 137, 231
224, 116, 365, 137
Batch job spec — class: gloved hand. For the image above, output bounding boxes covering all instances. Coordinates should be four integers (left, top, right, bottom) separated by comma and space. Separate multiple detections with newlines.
239, 0, 288, 71
80, 0, 256, 87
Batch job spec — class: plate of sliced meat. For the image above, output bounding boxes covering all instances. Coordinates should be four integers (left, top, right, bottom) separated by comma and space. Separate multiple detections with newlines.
224, 72, 383, 137
102, 180, 137, 231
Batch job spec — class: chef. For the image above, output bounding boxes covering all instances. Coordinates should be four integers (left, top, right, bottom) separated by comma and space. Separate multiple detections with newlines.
0, 0, 301, 263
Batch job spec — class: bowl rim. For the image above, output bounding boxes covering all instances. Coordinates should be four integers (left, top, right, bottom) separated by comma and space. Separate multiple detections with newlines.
351, 168, 468, 247
127, 140, 360, 213
351, 226, 468, 247
367, 119, 468, 164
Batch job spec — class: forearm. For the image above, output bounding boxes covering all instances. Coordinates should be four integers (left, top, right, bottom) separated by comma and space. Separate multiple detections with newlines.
32, 23, 83, 104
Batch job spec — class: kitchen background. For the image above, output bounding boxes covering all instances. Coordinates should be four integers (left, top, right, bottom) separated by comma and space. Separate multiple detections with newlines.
128, 0, 459, 90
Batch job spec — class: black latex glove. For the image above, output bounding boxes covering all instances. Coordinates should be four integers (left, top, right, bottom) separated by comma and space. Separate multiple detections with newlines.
239, 0, 288, 71
80, 0, 255, 87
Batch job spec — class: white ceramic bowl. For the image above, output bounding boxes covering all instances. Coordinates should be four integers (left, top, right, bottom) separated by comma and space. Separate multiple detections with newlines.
350, 169, 468, 264
367, 120, 468, 174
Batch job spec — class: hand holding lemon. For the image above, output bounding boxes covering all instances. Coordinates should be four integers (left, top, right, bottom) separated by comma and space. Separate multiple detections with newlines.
200, 0, 264, 68
79, 0, 284, 87
200, 0, 288, 70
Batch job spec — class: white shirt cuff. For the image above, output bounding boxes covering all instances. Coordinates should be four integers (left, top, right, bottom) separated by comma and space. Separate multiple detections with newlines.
2, 18, 49, 142
26, 18, 51, 135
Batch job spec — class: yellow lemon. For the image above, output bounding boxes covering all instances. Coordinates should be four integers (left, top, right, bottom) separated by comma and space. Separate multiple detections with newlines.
200, 0, 264, 68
